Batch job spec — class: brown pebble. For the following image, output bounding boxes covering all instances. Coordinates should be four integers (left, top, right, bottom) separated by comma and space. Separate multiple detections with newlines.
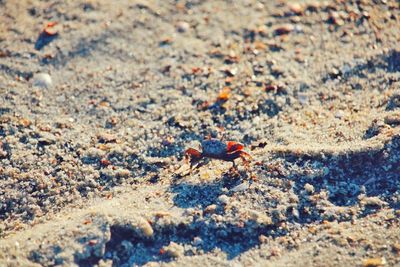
288, 3, 303, 15
107, 117, 118, 126
204, 204, 217, 214
38, 124, 52, 132
18, 118, 31, 127
154, 211, 171, 218
97, 133, 117, 143
328, 12, 345, 26
254, 40, 266, 50
160, 37, 173, 45
259, 234, 268, 243
362, 257, 386, 267
100, 158, 111, 167
274, 24, 294, 35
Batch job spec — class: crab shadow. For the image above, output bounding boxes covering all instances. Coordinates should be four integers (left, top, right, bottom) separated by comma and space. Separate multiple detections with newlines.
170, 173, 245, 209
102, 214, 280, 266
87, 136, 400, 266
102, 184, 276, 266
98, 173, 261, 266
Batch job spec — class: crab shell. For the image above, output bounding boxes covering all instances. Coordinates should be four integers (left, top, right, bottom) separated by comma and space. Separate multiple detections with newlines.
201, 139, 244, 159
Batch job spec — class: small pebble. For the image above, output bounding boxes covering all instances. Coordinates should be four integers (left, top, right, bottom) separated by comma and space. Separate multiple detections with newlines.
164, 241, 184, 258
204, 204, 217, 214
255, 2, 264, 11
288, 3, 303, 15
217, 194, 230, 205
97, 133, 117, 143
362, 257, 386, 267
274, 24, 294, 35
32, 73, 52, 89
298, 93, 308, 105
248, 209, 273, 225
176, 21, 190, 33
335, 110, 345, 119
304, 183, 314, 194
259, 234, 268, 243
360, 196, 387, 208
231, 182, 249, 193
193, 237, 203, 246
138, 218, 154, 237
328, 12, 344, 26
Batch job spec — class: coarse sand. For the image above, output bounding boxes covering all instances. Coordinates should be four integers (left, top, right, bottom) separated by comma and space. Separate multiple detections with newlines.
0, 0, 399, 266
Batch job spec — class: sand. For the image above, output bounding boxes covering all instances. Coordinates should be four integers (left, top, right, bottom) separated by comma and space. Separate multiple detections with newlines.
0, 0, 399, 266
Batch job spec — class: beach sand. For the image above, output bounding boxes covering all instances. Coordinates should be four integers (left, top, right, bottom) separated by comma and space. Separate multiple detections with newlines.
0, 0, 399, 266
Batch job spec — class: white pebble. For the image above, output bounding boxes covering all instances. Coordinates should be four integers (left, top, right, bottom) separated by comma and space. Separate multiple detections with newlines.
217, 194, 230, 205
193, 236, 203, 246
164, 242, 184, 258
231, 182, 249, 193
304, 183, 314, 194
176, 21, 190, 33
32, 73, 52, 89
298, 93, 308, 105
334, 110, 344, 119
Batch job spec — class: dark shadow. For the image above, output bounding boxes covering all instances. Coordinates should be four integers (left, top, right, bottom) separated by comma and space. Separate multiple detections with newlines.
83, 172, 255, 266
322, 49, 400, 83
0, 63, 33, 80
0, 108, 11, 115
34, 31, 58, 50
41, 30, 136, 67
40, 33, 108, 66
29, 245, 68, 266
386, 50, 400, 73
103, 215, 283, 266
284, 135, 400, 217
100, 166, 280, 266
170, 172, 247, 209
27, 136, 400, 266
386, 93, 400, 111
170, 181, 223, 209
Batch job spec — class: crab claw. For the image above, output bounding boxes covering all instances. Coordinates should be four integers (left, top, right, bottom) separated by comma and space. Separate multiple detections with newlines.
184, 148, 203, 164
238, 150, 252, 161
226, 141, 244, 154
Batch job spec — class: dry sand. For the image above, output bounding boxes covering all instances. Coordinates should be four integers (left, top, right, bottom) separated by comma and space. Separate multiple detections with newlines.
0, 0, 399, 266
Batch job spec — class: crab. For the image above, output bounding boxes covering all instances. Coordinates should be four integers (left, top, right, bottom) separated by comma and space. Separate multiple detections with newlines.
184, 138, 252, 168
